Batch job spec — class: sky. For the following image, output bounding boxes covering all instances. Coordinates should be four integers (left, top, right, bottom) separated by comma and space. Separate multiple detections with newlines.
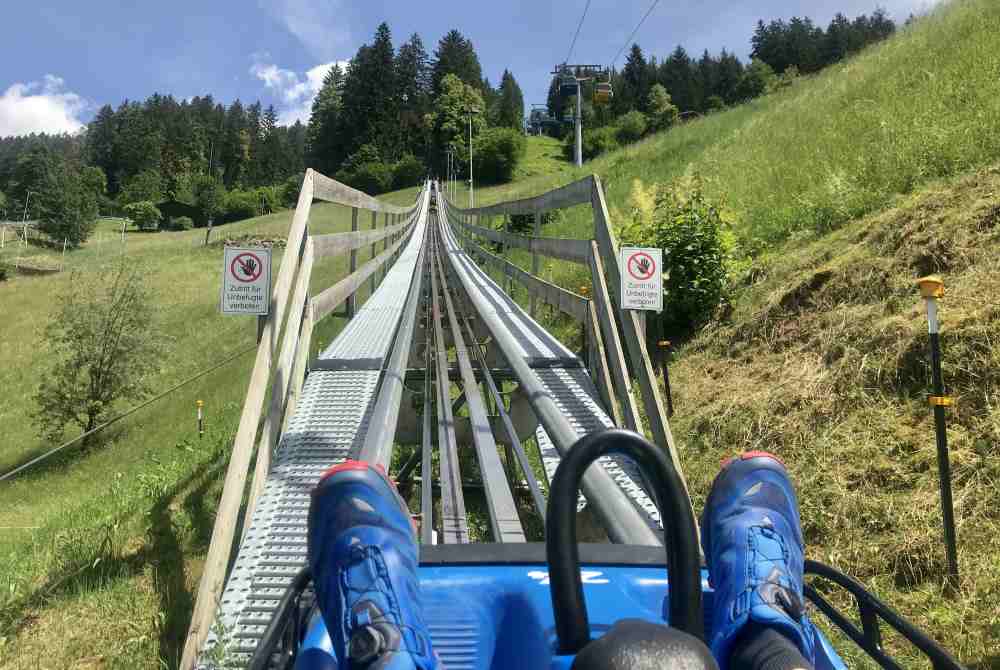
0, 0, 942, 137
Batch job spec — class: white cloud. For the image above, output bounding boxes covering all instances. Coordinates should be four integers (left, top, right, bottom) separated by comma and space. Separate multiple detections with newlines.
0, 75, 87, 137
258, 0, 350, 61
250, 57, 347, 125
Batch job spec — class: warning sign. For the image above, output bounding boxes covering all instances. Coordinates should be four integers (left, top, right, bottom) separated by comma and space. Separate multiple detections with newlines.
221, 247, 271, 315
620, 246, 663, 312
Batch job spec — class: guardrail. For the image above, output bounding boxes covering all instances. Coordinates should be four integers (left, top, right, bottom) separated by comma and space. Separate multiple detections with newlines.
180, 169, 423, 670
443, 175, 694, 526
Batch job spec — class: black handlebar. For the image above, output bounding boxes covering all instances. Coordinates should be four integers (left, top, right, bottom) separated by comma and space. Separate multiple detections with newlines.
545, 429, 704, 654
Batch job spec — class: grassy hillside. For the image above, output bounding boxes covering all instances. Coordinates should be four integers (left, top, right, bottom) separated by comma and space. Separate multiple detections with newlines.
0, 199, 415, 667
455, 1, 1000, 666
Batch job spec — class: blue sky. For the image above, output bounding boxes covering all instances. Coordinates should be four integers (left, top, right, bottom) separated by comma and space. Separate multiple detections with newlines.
0, 0, 941, 137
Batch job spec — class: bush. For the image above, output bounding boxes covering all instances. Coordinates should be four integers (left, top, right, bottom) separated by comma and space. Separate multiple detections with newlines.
578, 126, 621, 161
281, 175, 303, 208
648, 84, 680, 132
123, 200, 162, 231
222, 190, 259, 223
705, 95, 726, 112
165, 216, 194, 231
393, 154, 425, 189
256, 186, 281, 215
336, 162, 393, 195
192, 175, 225, 225
734, 58, 777, 101
616, 111, 649, 144
0, 260, 9, 282
619, 179, 729, 334
473, 128, 526, 184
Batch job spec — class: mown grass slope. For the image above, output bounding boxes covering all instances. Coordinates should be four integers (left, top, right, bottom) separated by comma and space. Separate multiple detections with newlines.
453, 1, 1000, 666
0, 198, 417, 667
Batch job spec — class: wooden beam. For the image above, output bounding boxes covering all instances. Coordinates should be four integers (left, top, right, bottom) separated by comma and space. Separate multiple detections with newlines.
311, 171, 411, 214
180, 169, 314, 670
312, 229, 411, 323
452, 175, 594, 217
312, 219, 412, 259
454, 218, 590, 264
588, 240, 643, 433
590, 175, 697, 529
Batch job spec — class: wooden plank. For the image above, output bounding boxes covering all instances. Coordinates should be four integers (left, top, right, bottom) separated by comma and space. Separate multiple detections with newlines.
312, 220, 411, 259
455, 175, 594, 217
588, 240, 643, 433
459, 230, 587, 322
587, 300, 622, 425
312, 229, 410, 322
282, 298, 313, 435
456, 219, 590, 264
348, 207, 359, 318
180, 169, 314, 670
245, 237, 315, 524
312, 170, 411, 214
590, 175, 698, 531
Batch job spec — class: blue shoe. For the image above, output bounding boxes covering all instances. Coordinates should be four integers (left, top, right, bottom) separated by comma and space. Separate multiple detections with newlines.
701, 452, 816, 669
307, 460, 438, 670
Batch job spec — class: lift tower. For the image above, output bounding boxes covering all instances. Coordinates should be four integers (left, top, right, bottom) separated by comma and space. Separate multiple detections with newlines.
552, 64, 604, 167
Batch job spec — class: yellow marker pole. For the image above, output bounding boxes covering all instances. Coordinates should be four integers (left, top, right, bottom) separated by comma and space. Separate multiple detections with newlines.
196, 399, 205, 439
917, 275, 959, 590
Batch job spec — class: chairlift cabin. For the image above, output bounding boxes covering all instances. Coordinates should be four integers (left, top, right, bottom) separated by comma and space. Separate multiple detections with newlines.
594, 81, 614, 105
559, 73, 578, 96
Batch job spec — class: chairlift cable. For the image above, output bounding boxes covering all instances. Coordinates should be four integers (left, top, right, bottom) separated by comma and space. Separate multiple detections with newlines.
564, 0, 593, 65
610, 0, 661, 67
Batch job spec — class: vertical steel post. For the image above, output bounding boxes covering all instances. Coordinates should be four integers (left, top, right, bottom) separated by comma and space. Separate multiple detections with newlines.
918, 275, 959, 590
575, 80, 583, 168
196, 399, 204, 438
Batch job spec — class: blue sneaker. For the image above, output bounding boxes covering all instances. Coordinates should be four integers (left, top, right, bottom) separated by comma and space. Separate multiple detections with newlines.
701, 452, 816, 669
307, 460, 438, 670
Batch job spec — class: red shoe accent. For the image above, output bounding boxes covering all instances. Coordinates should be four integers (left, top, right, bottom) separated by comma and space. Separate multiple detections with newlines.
319, 460, 371, 483
740, 450, 784, 466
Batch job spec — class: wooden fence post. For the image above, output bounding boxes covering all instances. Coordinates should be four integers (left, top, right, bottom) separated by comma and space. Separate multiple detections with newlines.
347, 207, 359, 318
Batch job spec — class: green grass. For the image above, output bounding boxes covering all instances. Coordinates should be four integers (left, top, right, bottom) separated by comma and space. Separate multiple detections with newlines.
0, 198, 418, 667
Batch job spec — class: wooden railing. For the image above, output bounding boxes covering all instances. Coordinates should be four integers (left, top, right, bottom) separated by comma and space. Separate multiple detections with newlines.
443, 175, 694, 520
180, 170, 423, 670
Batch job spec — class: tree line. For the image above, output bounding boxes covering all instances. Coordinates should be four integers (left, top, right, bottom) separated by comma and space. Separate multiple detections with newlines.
307, 23, 526, 193
544, 8, 897, 160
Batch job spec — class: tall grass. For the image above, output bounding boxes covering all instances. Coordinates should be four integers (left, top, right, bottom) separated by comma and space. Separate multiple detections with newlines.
464, 0, 1000, 254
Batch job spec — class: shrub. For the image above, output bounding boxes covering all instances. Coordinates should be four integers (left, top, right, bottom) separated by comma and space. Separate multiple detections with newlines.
0, 260, 9, 282
281, 175, 303, 208
393, 154, 425, 189
256, 186, 281, 215
473, 128, 526, 184
165, 216, 194, 231
192, 175, 225, 225
705, 95, 726, 112
123, 200, 162, 231
337, 162, 394, 195
619, 179, 730, 334
734, 58, 777, 101
565, 126, 621, 162
222, 190, 259, 223
616, 111, 649, 144
647, 84, 680, 132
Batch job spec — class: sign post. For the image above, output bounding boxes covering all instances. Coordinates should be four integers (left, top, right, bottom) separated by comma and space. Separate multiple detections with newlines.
620, 246, 663, 312
221, 246, 272, 316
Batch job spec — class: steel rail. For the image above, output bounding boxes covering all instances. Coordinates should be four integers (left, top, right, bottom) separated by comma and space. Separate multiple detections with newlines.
459, 309, 548, 522
433, 233, 525, 543
436, 195, 660, 546
429, 218, 470, 544
356, 191, 430, 468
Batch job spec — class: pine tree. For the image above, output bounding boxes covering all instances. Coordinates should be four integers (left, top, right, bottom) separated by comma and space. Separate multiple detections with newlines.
659, 46, 698, 113
306, 64, 345, 174
496, 70, 525, 130
432, 30, 484, 96
396, 33, 432, 157
618, 45, 651, 114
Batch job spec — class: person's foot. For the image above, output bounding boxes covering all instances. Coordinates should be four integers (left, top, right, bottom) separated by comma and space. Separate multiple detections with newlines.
701, 452, 816, 669
307, 460, 437, 669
